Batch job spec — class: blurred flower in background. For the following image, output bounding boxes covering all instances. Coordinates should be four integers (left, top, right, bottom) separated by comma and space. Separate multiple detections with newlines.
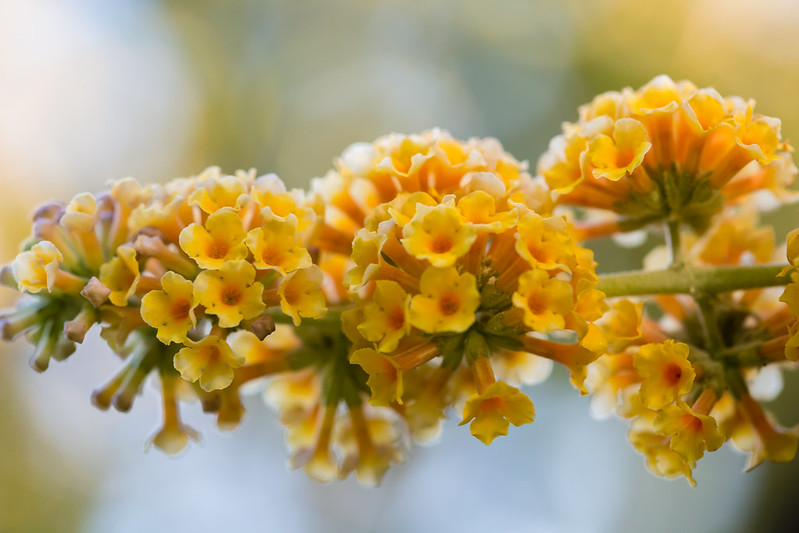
1, 0, 798, 532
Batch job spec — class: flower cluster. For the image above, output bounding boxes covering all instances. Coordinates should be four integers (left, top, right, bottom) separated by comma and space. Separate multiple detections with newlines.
3, 79, 799, 487
540, 75, 796, 238
588, 185, 799, 485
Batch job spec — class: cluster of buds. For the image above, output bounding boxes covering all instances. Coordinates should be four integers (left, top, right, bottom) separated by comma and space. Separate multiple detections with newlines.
2, 77, 799, 486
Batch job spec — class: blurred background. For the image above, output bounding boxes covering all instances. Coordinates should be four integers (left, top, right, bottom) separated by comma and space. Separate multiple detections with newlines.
2, 0, 799, 531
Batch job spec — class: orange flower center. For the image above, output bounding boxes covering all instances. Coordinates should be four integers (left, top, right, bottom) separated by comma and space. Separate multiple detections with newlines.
207, 241, 230, 259
262, 247, 282, 266
431, 236, 453, 254
663, 362, 683, 386
681, 414, 703, 434
438, 294, 461, 316
615, 147, 634, 168
527, 292, 549, 315
221, 286, 242, 306
388, 306, 405, 331
171, 300, 192, 321
480, 397, 505, 414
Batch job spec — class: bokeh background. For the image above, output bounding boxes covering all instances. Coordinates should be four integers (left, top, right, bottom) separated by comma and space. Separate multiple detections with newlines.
2, 0, 799, 531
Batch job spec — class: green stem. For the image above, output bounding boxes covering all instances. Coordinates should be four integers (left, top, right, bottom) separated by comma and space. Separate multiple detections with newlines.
596, 264, 790, 298
666, 218, 683, 268
695, 296, 725, 355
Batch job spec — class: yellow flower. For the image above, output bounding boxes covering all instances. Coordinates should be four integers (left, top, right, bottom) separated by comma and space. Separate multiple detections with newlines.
634, 340, 695, 410
11, 241, 63, 294
227, 325, 298, 367
278, 265, 327, 326
401, 203, 476, 267
738, 393, 798, 470
173, 335, 244, 392
514, 213, 575, 271
245, 218, 312, 275
460, 382, 535, 445
603, 299, 644, 351
99, 246, 140, 306
456, 191, 518, 233
654, 401, 725, 463
357, 280, 410, 353
188, 173, 248, 214
539, 76, 795, 227
512, 268, 573, 333
246, 174, 317, 232
344, 228, 386, 289
586, 118, 652, 181
697, 210, 773, 266
350, 348, 403, 406
60, 192, 98, 232
140, 272, 197, 344
336, 407, 405, 487
194, 261, 265, 328
408, 267, 480, 333
179, 207, 248, 270
628, 412, 696, 486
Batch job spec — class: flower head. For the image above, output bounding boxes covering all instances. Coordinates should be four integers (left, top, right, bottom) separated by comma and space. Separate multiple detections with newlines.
12, 241, 63, 294
174, 335, 244, 392
140, 272, 197, 344
460, 381, 535, 445
634, 340, 695, 410
409, 267, 480, 334
194, 260, 265, 328
179, 207, 248, 270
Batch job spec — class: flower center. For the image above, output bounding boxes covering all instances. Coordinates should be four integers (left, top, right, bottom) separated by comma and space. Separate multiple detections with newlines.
207, 241, 230, 259
663, 362, 683, 386
221, 287, 242, 306
438, 294, 461, 316
388, 306, 405, 330
431, 236, 453, 254
527, 292, 549, 315
171, 300, 192, 321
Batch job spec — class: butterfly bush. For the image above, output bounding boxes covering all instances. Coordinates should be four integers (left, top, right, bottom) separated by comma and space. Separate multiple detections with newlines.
2, 77, 799, 486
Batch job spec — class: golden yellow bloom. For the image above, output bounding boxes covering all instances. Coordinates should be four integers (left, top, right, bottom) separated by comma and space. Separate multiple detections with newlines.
696, 209, 773, 266
654, 401, 725, 463
738, 393, 798, 470
228, 325, 299, 365
188, 173, 248, 214
460, 381, 535, 445
99, 246, 141, 306
245, 174, 317, 232
336, 406, 405, 486
540, 75, 795, 233
194, 261, 265, 328
350, 348, 403, 406
357, 281, 410, 352
629, 412, 696, 486
602, 299, 644, 352
60, 192, 98, 232
344, 228, 386, 289
12, 241, 63, 294
634, 340, 695, 410
174, 335, 244, 392
179, 207, 248, 270
512, 268, 573, 333
245, 218, 312, 275
278, 265, 327, 326
140, 272, 197, 344
408, 267, 480, 333
456, 190, 518, 233
401, 202, 476, 267
586, 118, 652, 181
514, 213, 576, 271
